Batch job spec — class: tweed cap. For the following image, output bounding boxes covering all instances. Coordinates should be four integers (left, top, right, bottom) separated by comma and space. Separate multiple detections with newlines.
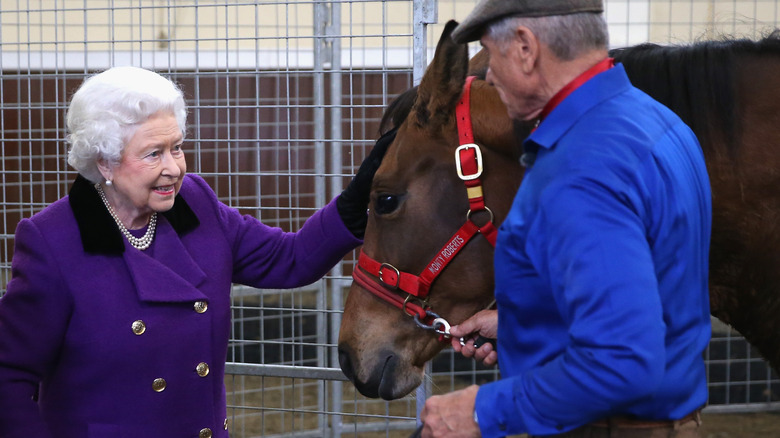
451, 0, 604, 43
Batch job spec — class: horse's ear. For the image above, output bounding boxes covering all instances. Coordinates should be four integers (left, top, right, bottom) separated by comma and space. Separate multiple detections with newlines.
413, 20, 469, 128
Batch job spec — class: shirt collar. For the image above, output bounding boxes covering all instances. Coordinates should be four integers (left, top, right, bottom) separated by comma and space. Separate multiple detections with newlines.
538, 57, 615, 123
526, 62, 632, 152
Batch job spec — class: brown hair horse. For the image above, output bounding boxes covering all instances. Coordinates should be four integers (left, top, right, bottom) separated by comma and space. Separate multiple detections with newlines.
338, 20, 780, 400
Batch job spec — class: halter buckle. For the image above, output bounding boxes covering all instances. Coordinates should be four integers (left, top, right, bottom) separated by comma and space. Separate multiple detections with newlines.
455, 143, 483, 181
378, 263, 400, 288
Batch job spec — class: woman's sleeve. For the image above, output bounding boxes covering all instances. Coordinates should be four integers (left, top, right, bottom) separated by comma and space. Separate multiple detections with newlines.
188, 175, 362, 289
228, 197, 362, 288
0, 219, 69, 438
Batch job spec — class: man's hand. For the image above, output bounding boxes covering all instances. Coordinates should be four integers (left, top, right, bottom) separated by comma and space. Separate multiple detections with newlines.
420, 385, 481, 438
450, 310, 498, 367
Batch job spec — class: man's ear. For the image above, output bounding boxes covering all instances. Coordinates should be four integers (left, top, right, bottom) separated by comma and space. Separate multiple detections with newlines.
514, 26, 540, 74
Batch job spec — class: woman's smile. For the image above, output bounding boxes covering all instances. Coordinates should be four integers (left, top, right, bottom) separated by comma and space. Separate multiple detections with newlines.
153, 185, 176, 196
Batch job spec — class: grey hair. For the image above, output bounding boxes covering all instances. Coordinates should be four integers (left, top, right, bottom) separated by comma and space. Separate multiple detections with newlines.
486, 12, 609, 61
66, 66, 187, 184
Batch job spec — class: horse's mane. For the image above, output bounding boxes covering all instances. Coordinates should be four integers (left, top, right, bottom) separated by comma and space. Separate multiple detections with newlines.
379, 31, 780, 154
610, 30, 780, 155
379, 86, 418, 135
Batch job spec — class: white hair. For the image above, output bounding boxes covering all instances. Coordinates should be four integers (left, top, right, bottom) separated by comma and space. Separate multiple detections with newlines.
487, 12, 609, 60
66, 66, 187, 183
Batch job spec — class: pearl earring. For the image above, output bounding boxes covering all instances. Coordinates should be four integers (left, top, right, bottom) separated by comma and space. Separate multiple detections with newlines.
105, 179, 113, 186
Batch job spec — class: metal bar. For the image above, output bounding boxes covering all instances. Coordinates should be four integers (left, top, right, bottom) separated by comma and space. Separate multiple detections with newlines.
326, 0, 345, 434
412, 0, 438, 84
225, 363, 349, 381
313, 4, 331, 436
259, 420, 417, 438
703, 402, 780, 414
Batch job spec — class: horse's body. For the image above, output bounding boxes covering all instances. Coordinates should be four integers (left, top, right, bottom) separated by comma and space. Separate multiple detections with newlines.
338, 21, 780, 400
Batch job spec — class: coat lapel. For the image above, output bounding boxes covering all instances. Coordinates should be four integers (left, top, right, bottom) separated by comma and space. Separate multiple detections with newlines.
69, 174, 208, 303
69, 174, 200, 255
123, 222, 208, 303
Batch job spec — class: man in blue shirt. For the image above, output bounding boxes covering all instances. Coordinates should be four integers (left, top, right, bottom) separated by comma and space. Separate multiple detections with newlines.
419, 1, 712, 437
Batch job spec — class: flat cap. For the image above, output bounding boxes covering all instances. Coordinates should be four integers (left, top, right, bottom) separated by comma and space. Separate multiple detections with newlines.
451, 0, 604, 43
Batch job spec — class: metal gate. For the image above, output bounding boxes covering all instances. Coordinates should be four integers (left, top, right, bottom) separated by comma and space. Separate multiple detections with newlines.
1, 1, 779, 437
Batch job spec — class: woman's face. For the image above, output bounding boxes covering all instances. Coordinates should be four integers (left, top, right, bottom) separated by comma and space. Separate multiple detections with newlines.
101, 112, 186, 227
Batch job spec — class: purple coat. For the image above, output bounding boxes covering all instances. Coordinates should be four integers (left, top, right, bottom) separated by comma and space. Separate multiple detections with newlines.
0, 174, 361, 438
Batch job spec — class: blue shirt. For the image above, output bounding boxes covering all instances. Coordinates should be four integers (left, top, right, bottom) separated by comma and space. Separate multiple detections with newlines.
475, 64, 712, 437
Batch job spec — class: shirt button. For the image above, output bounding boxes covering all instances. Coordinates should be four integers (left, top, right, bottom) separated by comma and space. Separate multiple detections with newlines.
131, 320, 146, 335
224, 418, 229, 430
194, 301, 208, 313
199, 428, 213, 438
152, 378, 167, 392
196, 362, 210, 377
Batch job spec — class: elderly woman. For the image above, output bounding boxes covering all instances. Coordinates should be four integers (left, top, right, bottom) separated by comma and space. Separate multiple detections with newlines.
0, 66, 393, 438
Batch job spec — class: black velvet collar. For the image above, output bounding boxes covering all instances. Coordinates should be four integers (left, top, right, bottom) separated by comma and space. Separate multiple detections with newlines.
68, 175, 200, 254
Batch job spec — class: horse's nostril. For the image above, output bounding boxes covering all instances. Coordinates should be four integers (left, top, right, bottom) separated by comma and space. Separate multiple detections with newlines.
338, 347, 355, 382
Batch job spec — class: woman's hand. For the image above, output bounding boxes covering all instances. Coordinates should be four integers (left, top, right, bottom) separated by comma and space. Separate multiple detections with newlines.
337, 128, 397, 238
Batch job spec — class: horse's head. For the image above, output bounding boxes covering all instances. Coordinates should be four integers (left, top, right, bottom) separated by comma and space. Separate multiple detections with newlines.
338, 21, 526, 400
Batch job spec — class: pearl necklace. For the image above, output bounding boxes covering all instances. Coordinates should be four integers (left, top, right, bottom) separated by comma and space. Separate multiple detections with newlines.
95, 184, 157, 250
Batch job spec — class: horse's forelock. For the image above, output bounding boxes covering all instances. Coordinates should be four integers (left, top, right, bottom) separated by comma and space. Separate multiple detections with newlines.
379, 87, 418, 135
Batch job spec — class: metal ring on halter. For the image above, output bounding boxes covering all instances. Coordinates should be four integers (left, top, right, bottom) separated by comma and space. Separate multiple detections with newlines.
413, 311, 453, 339
467, 206, 494, 224
413, 310, 441, 331
403, 294, 429, 318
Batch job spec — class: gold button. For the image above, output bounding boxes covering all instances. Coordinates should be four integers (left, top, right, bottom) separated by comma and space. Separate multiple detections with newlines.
196, 362, 210, 377
199, 428, 213, 438
194, 301, 208, 313
131, 320, 146, 335
152, 378, 167, 392
223, 418, 228, 430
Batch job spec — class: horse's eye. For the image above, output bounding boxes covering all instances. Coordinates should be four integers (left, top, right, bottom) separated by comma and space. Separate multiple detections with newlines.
374, 194, 399, 215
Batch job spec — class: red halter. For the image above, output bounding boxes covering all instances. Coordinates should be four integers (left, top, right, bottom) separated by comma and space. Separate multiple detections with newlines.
352, 76, 497, 336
